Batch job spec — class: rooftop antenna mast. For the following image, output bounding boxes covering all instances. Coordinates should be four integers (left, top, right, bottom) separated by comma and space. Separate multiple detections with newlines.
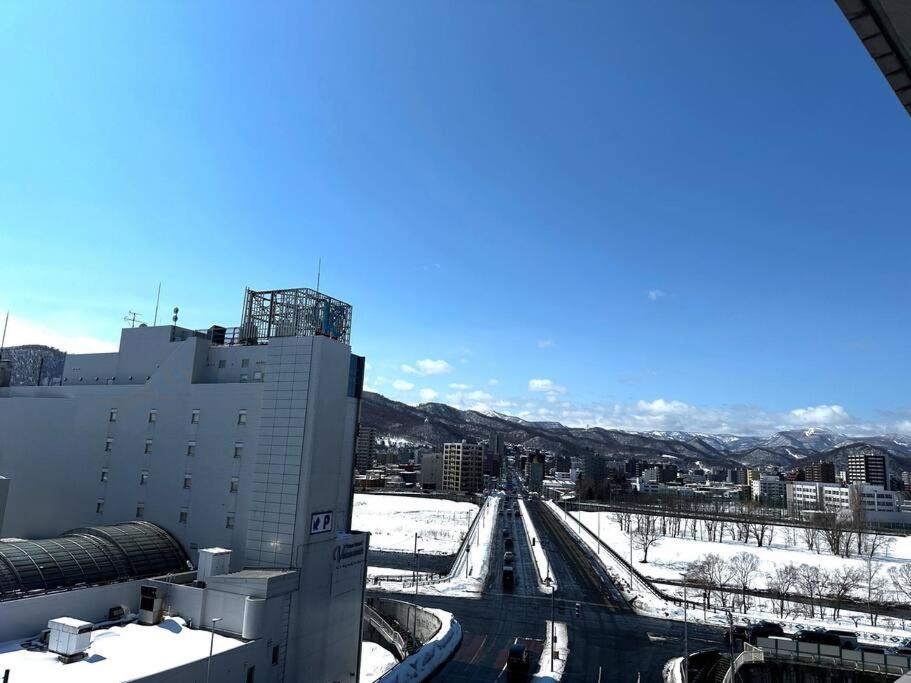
0, 311, 8, 359
153, 283, 162, 326
124, 311, 142, 328
316, 257, 322, 294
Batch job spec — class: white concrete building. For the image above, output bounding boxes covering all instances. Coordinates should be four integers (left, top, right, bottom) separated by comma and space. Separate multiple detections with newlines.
442, 442, 483, 493
0, 287, 370, 683
787, 481, 903, 515
751, 476, 788, 504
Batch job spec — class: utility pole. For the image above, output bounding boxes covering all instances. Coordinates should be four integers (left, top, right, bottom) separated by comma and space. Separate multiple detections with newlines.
550, 584, 556, 665
727, 610, 735, 680
597, 510, 601, 555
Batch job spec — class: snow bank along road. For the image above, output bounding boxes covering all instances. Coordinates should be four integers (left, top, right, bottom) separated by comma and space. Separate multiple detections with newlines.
517, 497, 556, 593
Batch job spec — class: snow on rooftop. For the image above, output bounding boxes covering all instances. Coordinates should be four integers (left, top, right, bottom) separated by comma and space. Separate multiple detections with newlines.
0, 617, 248, 682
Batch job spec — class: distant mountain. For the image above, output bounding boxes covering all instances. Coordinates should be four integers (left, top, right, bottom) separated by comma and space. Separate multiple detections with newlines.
360, 392, 911, 476
1, 345, 66, 386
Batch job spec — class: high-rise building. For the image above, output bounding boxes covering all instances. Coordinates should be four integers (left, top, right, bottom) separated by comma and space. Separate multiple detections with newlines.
420, 452, 444, 490
355, 425, 377, 472
442, 442, 483, 493
804, 460, 836, 483
0, 287, 369, 683
527, 453, 545, 493
847, 451, 889, 489
902, 471, 911, 490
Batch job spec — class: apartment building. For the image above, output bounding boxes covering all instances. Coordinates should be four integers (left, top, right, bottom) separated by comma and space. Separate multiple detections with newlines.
442, 442, 483, 493
355, 425, 377, 472
847, 451, 890, 488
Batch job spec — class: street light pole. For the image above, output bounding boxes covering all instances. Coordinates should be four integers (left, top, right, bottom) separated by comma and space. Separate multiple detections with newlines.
206, 616, 223, 683
550, 584, 556, 665
597, 510, 601, 556
681, 574, 689, 683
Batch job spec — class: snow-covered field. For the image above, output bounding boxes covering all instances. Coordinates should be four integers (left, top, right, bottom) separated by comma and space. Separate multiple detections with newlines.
567, 508, 911, 594
360, 642, 398, 683
369, 494, 501, 598
547, 501, 911, 643
353, 494, 479, 555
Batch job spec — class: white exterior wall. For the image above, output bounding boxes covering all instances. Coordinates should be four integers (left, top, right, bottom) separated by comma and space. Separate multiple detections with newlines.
0, 323, 368, 683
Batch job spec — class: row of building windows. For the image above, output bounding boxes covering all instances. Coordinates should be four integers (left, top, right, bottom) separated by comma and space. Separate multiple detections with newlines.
109, 408, 248, 425
103, 438, 244, 458
94, 500, 236, 529
100, 469, 240, 492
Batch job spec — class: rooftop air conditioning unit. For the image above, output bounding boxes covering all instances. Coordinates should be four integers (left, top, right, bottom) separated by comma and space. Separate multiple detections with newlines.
138, 585, 163, 625
48, 617, 92, 663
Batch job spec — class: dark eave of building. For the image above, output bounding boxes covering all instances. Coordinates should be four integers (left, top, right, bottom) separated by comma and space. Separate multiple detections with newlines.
836, 0, 911, 116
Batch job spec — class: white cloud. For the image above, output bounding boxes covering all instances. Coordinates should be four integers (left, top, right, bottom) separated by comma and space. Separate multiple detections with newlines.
449, 383, 471, 389
391, 379, 415, 391
418, 388, 438, 402
488, 378, 499, 386
528, 378, 566, 394
787, 404, 852, 426
647, 289, 666, 301
2, 314, 118, 354
445, 390, 494, 410
537, 339, 554, 349
401, 359, 453, 376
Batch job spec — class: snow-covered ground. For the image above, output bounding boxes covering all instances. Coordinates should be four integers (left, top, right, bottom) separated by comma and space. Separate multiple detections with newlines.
517, 497, 557, 592
376, 608, 462, 682
567, 508, 911, 594
533, 621, 568, 682
370, 494, 501, 598
353, 493, 479, 555
360, 642, 398, 683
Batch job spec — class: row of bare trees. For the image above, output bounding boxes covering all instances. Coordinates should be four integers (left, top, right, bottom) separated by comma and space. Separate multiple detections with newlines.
684, 552, 910, 625
610, 507, 895, 561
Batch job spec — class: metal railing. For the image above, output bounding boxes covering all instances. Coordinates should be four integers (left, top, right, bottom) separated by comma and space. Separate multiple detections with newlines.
363, 604, 408, 660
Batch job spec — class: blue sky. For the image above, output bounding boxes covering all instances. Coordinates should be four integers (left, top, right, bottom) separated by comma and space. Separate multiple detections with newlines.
1, 2, 909, 434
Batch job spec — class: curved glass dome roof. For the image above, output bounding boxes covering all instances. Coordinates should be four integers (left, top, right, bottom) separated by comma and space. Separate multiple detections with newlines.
0, 522, 189, 600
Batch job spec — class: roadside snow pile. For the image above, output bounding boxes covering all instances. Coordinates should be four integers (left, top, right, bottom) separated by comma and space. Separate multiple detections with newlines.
377, 609, 462, 682
662, 657, 684, 683
360, 642, 398, 682
353, 494, 479, 555
518, 498, 557, 592
533, 621, 568, 682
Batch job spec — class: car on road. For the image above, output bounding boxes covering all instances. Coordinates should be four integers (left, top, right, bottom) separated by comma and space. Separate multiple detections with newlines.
746, 621, 785, 644
505, 537, 514, 550
794, 630, 842, 647
502, 566, 515, 591
504, 551, 514, 562
506, 644, 529, 674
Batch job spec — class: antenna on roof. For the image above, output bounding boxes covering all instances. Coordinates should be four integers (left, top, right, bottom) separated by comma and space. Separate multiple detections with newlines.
124, 311, 142, 328
316, 257, 322, 294
0, 311, 8, 359
153, 283, 162, 326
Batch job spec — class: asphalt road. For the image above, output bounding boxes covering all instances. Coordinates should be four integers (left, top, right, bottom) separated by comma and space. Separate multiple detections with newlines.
371, 489, 726, 682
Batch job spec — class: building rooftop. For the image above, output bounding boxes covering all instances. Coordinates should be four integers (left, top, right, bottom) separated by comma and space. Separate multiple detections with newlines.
0, 617, 247, 682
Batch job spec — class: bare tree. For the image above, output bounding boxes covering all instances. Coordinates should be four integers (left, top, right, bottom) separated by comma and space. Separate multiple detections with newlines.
818, 508, 849, 557
800, 525, 820, 553
797, 564, 822, 618
826, 566, 862, 619
703, 553, 735, 610
862, 558, 887, 626
612, 510, 632, 533
632, 514, 662, 563
889, 564, 911, 602
749, 520, 773, 548
768, 562, 799, 618
863, 529, 894, 560
730, 552, 760, 613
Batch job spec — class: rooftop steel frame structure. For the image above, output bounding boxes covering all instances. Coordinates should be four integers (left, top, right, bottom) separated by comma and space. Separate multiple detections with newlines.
239, 287, 352, 345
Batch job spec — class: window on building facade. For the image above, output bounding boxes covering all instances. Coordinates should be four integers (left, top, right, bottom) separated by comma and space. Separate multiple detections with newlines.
100, 469, 109, 482
241, 358, 250, 368
136, 504, 144, 519
191, 409, 200, 424
179, 510, 188, 524
109, 408, 117, 422
187, 441, 196, 456
272, 646, 279, 665
218, 359, 226, 369
240, 374, 249, 383
105, 438, 113, 452
144, 439, 153, 454
234, 443, 243, 458
140, 471, 149, 486
253, 371, 263, 381
148, 410, 157, 423
96, 499, 104, 514
237, 410, 247, 426
226, 514, 235, 529
183, 476, 192, 489
229, 478, 239, 493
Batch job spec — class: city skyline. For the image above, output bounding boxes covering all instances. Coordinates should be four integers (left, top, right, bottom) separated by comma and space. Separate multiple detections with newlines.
2, 2, 910, 435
